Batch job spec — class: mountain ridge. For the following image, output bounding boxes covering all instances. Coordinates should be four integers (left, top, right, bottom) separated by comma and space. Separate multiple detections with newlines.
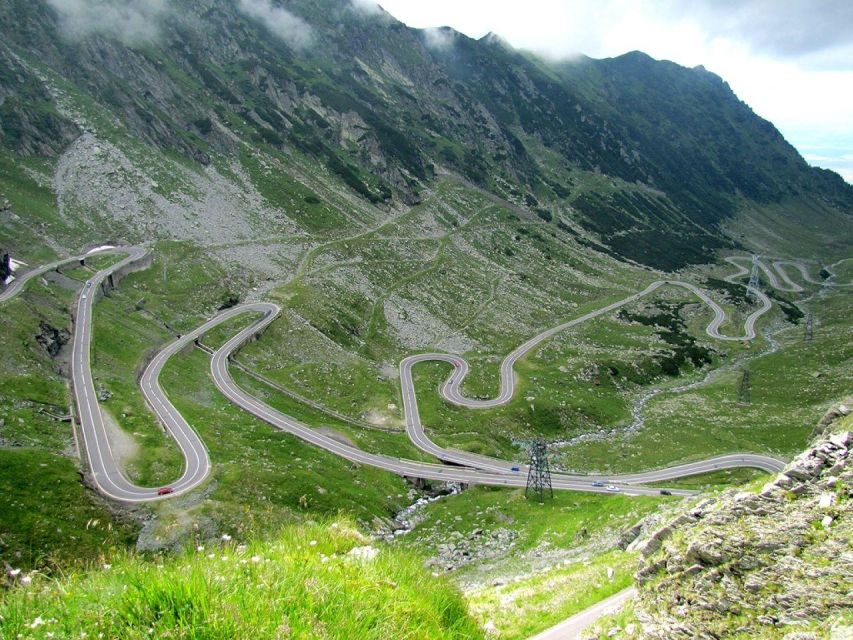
1, 0, 850, 269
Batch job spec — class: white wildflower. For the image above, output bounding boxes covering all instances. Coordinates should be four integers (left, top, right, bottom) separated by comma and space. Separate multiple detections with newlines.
347, 545, 379, 562
221, 534, 232, 542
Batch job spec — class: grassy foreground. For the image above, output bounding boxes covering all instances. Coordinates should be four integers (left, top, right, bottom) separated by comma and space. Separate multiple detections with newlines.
467, 549, 635, 640
0, 520, 483, 640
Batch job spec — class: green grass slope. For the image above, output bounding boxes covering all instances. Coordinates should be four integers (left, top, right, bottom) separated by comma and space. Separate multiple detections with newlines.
0, 519, 483, 640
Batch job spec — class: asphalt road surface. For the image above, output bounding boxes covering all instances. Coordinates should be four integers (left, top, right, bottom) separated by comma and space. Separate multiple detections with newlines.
528, 587, 636, 640
0, 245, 120, 304
207, 303, 697, 497
71, 246, 215, 502
398, 269, 787, 476
3, 250, 832, 502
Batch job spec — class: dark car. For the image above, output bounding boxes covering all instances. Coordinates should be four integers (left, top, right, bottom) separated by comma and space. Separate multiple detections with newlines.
511, 466, 520, 472
659, 489, 672, 496
157, 487, 174, 496
591, 481, 605, 487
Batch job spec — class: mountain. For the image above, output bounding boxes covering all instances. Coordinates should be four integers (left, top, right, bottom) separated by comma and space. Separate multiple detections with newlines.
1, 0, 850, 269
2, 5, 852, 634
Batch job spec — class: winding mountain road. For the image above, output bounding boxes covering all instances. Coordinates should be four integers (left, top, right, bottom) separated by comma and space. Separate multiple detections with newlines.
398, 272, 777, 476
207, 307, 694, 496
4, 249, 843, 502
0, 245, 119, 304
75, 248, 212, 501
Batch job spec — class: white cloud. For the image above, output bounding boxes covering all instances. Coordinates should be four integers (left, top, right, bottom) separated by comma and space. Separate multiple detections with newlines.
238, 0, 314, 50
47, 0, 169, 46
349, 0, 383, 15
378, 0, 853, 182
423, 27, 455, 51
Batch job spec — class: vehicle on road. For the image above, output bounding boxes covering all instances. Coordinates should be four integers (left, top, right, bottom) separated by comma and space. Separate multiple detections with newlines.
81, 294, 87, 300
606, 485, 620, 492
511, 466, 520, 472
157, 487, 174, 496
591, 481, 605, 487
660, 489, 672, 495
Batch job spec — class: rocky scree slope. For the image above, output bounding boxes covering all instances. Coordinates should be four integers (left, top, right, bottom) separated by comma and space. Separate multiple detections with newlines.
1, 0, 851, 268
628, 407, 853, 639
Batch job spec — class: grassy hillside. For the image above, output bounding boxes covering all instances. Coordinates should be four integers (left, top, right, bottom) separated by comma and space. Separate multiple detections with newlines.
3, 185, 850, 572
0, 519, 484, 640
553, 268, 853, 473
0, 257, 144, 571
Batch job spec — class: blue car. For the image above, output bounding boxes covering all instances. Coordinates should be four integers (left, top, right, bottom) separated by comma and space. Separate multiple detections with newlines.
511, 466, 520, 472
591, 481, 605, 487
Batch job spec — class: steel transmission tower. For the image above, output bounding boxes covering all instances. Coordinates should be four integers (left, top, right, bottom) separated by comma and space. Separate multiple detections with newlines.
804, 313, 814, 342
746, 255, 761, 300
525, 440, 553, 503
738, 369, 751, 405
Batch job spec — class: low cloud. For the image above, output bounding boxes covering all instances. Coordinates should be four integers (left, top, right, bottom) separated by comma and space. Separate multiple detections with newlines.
238, 0, 313, 50
46, 0, 169, 46
349, 0, 383, 15
423, 27, 455, 52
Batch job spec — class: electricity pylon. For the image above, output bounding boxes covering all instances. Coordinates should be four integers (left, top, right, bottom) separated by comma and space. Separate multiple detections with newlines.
738, 369, 751, 405
804, 313, 814, 343
525, 440, 553, 503
746, 255, 761, 300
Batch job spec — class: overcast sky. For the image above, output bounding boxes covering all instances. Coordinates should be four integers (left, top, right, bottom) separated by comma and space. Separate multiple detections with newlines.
376, 0, 853, 183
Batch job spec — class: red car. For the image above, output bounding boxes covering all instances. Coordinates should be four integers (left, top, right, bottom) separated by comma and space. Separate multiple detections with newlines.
157, 487, 174, 496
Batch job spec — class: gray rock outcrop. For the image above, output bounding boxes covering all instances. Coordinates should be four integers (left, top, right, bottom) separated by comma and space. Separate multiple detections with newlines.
632, 428, 852, 638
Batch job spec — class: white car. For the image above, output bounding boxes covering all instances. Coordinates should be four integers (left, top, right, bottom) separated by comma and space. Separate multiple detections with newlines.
606, 484, 621, 492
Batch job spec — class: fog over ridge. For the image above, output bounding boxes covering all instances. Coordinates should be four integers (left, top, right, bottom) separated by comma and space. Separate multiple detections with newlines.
46, 0, 169, 46
237, 0, 314, 50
